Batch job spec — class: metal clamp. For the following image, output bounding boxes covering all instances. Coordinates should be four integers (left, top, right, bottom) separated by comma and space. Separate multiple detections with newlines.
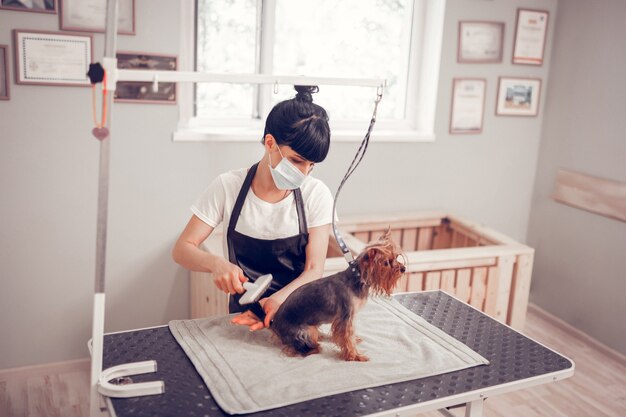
98, 360, 164, 398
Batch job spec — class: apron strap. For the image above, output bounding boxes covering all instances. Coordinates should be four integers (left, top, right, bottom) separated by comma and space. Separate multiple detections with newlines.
293, 188, 307, 235
227, 163, 257, 234
227, 162, 308, 263
227, 163, 258, 263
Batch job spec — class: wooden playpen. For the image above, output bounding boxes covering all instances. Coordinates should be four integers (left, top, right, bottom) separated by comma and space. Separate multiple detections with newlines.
190, 212, 534, 330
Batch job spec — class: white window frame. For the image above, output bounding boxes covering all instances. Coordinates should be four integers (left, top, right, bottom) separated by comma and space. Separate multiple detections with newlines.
173, 0, 446, 143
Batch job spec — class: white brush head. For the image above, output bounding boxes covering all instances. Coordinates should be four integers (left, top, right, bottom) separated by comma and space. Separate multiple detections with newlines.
239, 274, 273, 305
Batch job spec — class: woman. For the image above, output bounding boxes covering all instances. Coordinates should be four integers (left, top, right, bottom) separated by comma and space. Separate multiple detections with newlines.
172, 85, 333, 330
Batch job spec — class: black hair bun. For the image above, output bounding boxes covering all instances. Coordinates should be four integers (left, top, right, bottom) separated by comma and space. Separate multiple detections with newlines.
294, 85, 319, 103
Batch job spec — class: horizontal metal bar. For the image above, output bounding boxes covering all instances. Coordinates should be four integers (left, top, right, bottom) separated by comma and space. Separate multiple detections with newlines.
115, 69, 385, 87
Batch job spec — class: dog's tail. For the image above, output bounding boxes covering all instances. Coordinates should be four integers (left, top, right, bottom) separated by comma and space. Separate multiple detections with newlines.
292, 328, 318, 355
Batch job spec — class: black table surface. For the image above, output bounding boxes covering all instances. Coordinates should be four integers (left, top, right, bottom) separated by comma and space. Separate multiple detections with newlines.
102, 291, 573, 417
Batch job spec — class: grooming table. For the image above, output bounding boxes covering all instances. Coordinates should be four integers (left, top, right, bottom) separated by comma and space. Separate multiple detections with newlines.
100, 291, 574, 417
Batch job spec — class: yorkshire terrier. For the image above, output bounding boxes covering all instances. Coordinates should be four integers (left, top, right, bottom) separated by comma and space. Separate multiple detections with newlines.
270, 230, 406, 362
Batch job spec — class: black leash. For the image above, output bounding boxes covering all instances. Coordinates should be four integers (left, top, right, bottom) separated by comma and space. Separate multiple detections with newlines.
331, 87, 384, 274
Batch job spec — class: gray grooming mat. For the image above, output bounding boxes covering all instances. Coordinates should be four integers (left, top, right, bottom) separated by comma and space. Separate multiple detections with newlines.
102, 291, 574, 417
168, 296, 489, 414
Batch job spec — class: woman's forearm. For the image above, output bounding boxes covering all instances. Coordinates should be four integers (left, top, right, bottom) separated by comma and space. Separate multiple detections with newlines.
172, 239, 223, 273
270, 265, 324, 304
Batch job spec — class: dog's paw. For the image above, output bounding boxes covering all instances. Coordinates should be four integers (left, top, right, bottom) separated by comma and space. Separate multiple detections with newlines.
343, 352, 369, 362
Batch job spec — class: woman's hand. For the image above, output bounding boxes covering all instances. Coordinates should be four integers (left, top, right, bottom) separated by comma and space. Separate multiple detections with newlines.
231, 297, 281, 331
212, 257, 247, 294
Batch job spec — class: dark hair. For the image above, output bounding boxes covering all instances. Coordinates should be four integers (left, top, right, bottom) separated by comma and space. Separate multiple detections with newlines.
263, 85, 331, 163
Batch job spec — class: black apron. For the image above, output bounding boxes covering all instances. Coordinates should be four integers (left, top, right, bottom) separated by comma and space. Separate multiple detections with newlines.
227, 163, 309, 313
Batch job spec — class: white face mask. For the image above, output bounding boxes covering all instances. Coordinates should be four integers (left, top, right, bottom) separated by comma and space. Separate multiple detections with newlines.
268, 146, 307, 190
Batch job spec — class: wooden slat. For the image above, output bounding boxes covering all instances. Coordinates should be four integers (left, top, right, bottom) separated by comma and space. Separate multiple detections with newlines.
338, 213, 444, 233
424, 271, 441, 290
417, 227, 433, 250
449, 220, 488, 246
455, 269, 472, 303
494, 255, 515, 325
508, 253, 534, 330
431, 224, 452, 249
190, 271, 229, 318
484, 266, 501, 319
401, 227, 418, 251
552, 168, 626, 223
441, 270, 456, 295
404, 244, 531, 264
406, 256, 496, 273
469, 267, 488, 310
394, 274, 409, 293
352, 231, 370, 245
406, 272, 423, 292
447, 214, 517, 245
390, 228, 403, 248
451, 229, 462, 248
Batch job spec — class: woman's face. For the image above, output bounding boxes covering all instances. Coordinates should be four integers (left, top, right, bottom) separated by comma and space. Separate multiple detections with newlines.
277, 145, 315, 175
266, 135, 315, 175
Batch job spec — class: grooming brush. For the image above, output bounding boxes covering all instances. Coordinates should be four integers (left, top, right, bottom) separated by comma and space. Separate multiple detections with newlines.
239, 274, 273, 305
238, 274, 273, 321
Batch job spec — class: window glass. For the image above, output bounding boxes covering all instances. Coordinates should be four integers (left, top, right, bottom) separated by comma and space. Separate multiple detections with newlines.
195, 0, 414, 122
196, 0, 258, 118
273, 0, 413, 121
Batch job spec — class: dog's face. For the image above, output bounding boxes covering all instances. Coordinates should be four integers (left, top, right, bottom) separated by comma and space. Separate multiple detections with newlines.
357, 230, 406, 295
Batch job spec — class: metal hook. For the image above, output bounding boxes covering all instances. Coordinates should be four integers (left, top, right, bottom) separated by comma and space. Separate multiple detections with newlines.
273, 81, 279, 94
375, 83, 384, 104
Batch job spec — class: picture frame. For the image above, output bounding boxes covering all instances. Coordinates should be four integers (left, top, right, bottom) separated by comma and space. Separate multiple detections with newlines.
495, 77, 542, 117
60, 0, 135, 35
12, 29, 93, 86
450, 78, 486, 134
114, 51, 177, 104
0, 44, 9, 100
0, 0, 57, 14
512, 8, 549, 66
457, 21, 504, 63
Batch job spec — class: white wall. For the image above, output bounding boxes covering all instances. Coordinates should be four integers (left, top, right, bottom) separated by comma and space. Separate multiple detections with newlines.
0, 0, 557, 368
527, 0, 626, 355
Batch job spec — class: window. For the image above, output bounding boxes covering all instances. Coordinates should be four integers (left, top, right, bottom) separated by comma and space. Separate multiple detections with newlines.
175, 0, 445, 142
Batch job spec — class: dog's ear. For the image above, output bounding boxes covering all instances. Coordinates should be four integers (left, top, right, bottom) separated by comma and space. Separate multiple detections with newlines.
362, 246, 378, 262
378, 227, 392, 242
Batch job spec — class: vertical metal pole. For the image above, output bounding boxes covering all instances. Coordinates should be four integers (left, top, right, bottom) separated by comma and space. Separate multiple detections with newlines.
90, 1, 119, 416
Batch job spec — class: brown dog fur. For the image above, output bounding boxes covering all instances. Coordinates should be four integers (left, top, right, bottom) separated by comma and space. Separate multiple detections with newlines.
270, 230, 406, 361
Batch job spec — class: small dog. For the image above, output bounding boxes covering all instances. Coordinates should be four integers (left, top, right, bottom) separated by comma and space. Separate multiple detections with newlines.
270, 230, 406, 362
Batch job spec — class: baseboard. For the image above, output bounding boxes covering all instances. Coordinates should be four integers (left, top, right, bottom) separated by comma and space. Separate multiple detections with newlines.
0, 357, 90, 380
527, 303, 626, 365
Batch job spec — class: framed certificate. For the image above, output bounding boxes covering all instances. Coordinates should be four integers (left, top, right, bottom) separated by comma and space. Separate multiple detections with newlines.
496, 77, 542, 117
458, 21, 504, 63
512, 8, 549, 65
450, 78, 486, 134
114, 51, 177, 104
13, 30, 93, 86
0, 44, 9, 100
0, 0, 57, 14
60, 0, 135, 35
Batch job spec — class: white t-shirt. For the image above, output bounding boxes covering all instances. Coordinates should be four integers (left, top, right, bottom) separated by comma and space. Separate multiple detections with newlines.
191, 167, 334, 257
